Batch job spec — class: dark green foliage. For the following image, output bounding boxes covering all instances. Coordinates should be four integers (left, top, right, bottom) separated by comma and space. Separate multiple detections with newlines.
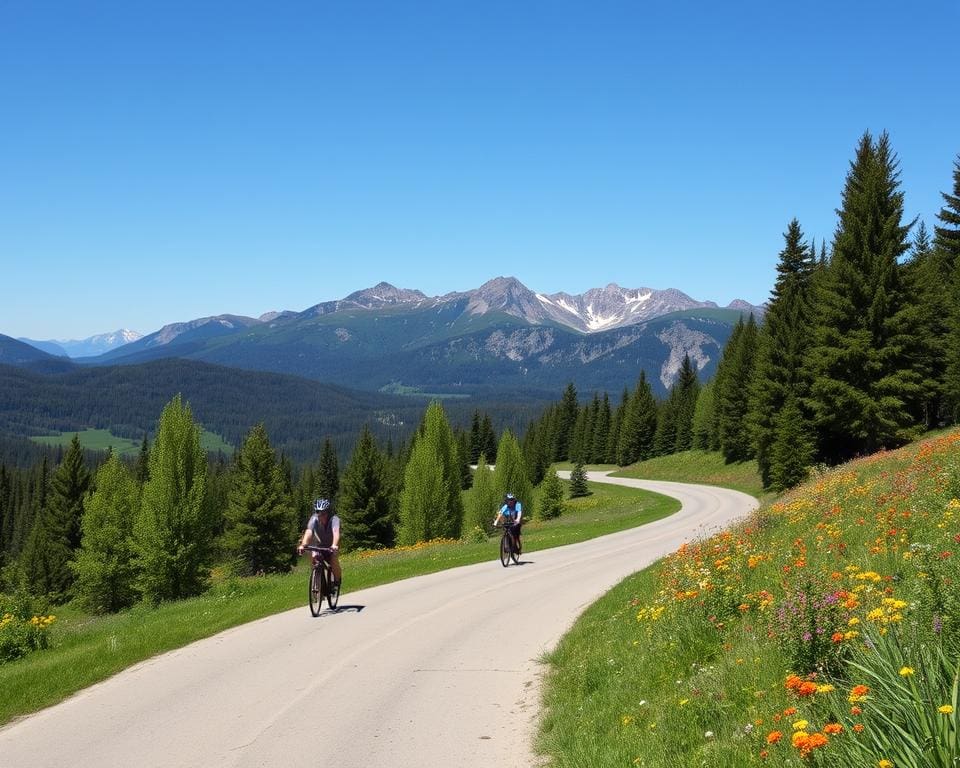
715, 316, 759, 462
135, 435, 149, 487
936, 157, 960, 421
222, 424, 297, 575
21, 436, 89, 600
456, 429, 473, 490
134, 395, 214, 603
617, 372, 657, 465
70, 454, 139, 612
768, 395, 814, 492
339, 426, 394, 550
568, 463, 590, 498
538, 470, 565, 520
554, 383, 579, 461
807, 132, 922, 462
751, 219, 817, 486
671, 355, 700, 452
691, 381, 715, 450
315, 439, 340, 502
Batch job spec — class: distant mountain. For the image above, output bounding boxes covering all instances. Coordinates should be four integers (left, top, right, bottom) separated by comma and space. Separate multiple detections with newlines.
19, 329, 142, 358
20, 278, 762, 398
1, 335, 64, 366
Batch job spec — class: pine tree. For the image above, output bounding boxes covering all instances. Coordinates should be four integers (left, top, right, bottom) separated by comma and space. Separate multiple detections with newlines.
936, 156, 960, 420
134, 395, 213, 603
807, 132, 922, 461
691, 380, 715, 450
716, 315, 759, 462
908, 221, 955, 428
22, 435, 90, 599
397, 402, 463, 544
339, 426, 394, 549
617, 372, 657, 465
493, 431, 533, 519
591, 393, 611, 463
554, 383, 579, 461
469, 411, 483, 464
768, 395, 814, 492
463, 455, 498, 536
222, 424, 296, 575
606, 389, 628, 464
315, 438, 340, 502
480, 414, 498, 463
537, 470, 564, 519
751, 219, 816, 486
70, 454, 139, 612
672, 355, 700, 451
568, 462, 589, 498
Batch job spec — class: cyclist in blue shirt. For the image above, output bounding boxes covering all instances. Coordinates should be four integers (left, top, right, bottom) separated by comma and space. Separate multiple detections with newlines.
493, 492, 523, 555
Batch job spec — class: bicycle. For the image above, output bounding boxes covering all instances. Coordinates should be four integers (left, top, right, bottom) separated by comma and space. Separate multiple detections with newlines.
494, 521, 520, 567
302, 545, 340, 615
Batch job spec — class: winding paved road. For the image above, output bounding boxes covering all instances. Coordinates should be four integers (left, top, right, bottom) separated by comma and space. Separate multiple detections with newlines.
0, 472, 757, 768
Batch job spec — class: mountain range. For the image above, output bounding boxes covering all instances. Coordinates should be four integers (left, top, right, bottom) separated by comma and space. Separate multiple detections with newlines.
18, 329, 142, 358
10, 277, 762, 398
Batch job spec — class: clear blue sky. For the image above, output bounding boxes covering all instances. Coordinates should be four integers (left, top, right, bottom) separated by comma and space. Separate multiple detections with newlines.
3, 1, 958, 339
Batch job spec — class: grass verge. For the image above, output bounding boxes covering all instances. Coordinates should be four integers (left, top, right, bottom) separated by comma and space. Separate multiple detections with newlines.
538, 430, 960, 767
612, 449, 766, 499
0, 480, 678, 726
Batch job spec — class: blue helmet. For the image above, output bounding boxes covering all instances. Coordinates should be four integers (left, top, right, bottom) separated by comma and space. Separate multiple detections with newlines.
313, 498, 332, 513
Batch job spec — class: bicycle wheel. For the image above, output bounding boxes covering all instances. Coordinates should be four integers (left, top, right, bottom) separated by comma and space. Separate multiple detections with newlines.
326, 568, 340, 610
309, 566, 323, 616
510, 533, 520, 565
500, 533, 511, 567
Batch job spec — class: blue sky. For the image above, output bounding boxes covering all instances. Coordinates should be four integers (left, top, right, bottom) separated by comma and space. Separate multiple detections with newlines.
3, 1, 958, 339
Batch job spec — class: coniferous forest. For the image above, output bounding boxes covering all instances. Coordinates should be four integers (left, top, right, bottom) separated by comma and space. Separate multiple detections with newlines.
3, 132, 960, 625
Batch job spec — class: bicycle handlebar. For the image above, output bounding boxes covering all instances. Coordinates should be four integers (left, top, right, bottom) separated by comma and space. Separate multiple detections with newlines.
301, 545, 336, 553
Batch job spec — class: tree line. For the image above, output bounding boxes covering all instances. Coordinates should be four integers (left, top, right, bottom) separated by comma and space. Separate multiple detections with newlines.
0, 394, 525, 611
522, 133, 960, 491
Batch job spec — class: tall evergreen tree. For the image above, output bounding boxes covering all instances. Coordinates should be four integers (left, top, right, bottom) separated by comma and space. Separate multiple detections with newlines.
691, 380, 715, 450
135, 434, 150, 488
768, 394, 814, 492
807, 132, 922, 461
716, 315, 759, 462
70, 453, 139, 613
936, 156, 960, 420
493, 431, 533, 520
751, 219, 816, 486
397, 402, 463, 544
339, 426, 394, 549
315, 438, 340, 502
222, 424, 296, 575
463, 454, 498, 536
903, 222, 950, 428
672, 355, 700, 452
554, 383, 579, 461
617, 372, 657, 465
134, 395, 213, 603
21, 435, 90, 599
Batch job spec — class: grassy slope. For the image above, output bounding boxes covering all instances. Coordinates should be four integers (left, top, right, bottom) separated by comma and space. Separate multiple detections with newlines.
538, 430, 960, 767
30, 428, 233, 456
0, 480, 678, 725
613, 449, 766, 499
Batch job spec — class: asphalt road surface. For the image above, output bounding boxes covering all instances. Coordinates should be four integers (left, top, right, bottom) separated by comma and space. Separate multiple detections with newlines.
0, 472, 757, 768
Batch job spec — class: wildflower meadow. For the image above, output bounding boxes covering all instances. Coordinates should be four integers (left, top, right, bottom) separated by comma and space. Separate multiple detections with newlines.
540, 430, 960, 767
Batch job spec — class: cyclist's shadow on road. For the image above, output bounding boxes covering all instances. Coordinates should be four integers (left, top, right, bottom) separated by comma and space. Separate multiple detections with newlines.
315, 605, 365, 618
